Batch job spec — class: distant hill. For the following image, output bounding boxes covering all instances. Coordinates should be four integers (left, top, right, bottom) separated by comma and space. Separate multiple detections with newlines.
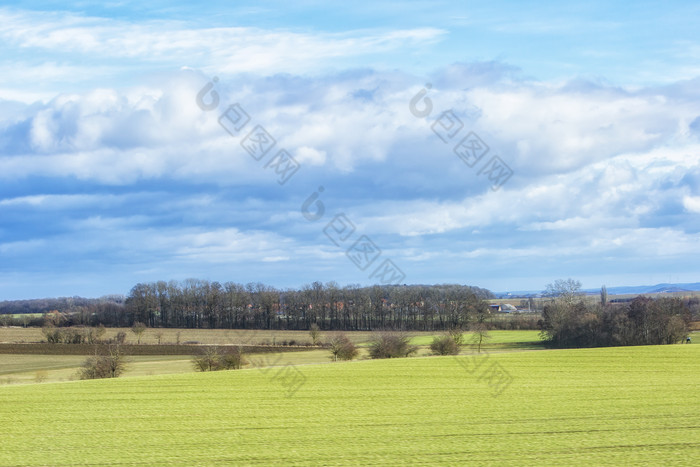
593, 282, 700, 295
496, 282, 700, 298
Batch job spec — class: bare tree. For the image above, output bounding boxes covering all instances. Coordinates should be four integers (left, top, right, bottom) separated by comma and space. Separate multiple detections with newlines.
79, 345, 126, 379
328, 333, 358, 361
368, 332, 417, 359
192, 346, 221, 372
131, 321, 147, 344
430, 335, 460, 355
543, 278, 583, 305
469, 322, 490, 353
193, 346, 247, 371
309, 323, 322, 346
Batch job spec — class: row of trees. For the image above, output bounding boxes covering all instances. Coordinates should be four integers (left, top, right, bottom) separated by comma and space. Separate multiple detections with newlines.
540, 279, 693, 347
117, 280, 494, 331
2, 281, 493, 331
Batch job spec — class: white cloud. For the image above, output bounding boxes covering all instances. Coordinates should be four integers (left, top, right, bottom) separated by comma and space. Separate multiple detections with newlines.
683, 195, 700, 213
0, 8, 445, 76
295, 146, 326, 165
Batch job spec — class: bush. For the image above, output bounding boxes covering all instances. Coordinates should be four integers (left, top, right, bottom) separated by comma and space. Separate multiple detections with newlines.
430, 335, 460, 355
368, 332, 417, 359
42, 326, 63, 344
79, 346, 126, 379
219, 346, 246, 370
328, 333, 358, 361
193, 346, 247, 371
115, 331, 127, 345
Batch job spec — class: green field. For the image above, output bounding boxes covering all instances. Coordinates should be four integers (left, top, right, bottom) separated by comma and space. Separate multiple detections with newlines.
0, 329, 544, 385
0, 350, 338, 385
1, 345, 698, 465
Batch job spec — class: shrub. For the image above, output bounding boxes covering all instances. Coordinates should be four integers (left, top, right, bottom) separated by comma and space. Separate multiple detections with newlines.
115, 331, 127, 345
219, 346, 246, 370
368, 332, 417, 359
193, 346, 247, 371
430, 335, 460, 355
42, 326, 63, 344
79, 346, 126, 380
328, 333, 358, 361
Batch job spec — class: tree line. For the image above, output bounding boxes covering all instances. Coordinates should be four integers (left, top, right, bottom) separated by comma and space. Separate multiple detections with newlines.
540, 279, 696, 347
3, 280, 494, 331
123, 280, 494, 331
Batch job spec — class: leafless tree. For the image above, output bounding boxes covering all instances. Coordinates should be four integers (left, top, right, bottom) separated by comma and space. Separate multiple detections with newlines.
469, 322, 490, 353
368, 332, 417, 359
328, 333, 358, 361
79, 345, 126, 379
309, 323, 322, 345
193, 346, 247, 371
131, 322, 147, 344
543, 278, 582, 305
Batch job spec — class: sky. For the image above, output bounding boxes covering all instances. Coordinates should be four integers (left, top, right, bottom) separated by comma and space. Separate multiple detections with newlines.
1, 0, 700, 299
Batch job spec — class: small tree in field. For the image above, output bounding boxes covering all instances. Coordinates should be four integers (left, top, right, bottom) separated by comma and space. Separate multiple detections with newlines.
114, 331, 127, 345
193, 347, 221, 371
470, 322, 490, 353
368, 332, 417, 359
309, 323, 322, 346
193, 346, 247, 371
131, 322, 147, 344
219, 346, 247, 370
328, 333, 358, 361
79, 345, 126, 379
430, 335, 460, 355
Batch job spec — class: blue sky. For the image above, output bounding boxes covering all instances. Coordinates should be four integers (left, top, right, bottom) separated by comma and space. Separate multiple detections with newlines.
1, 1, 699, 299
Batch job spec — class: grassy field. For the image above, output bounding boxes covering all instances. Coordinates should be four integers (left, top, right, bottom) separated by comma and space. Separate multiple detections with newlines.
0, 354, 196, 385
1, 345, 698, 465
0, 329, 545, 385
0, 328, 542, 384
409, 330, 543, 350
0, 350, 338, 385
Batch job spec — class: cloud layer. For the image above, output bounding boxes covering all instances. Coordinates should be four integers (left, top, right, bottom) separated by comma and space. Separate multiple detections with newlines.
1, 3, 699, 298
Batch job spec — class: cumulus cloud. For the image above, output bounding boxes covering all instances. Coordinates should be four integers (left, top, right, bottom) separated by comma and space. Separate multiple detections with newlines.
2, 56, 700, 295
